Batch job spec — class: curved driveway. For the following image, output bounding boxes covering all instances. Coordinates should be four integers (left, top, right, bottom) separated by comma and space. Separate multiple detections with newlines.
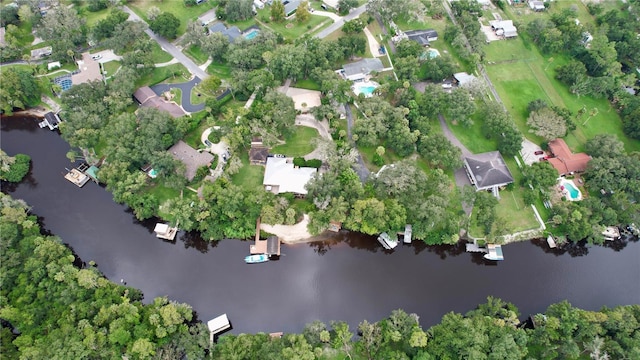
315, 3, 369, 39
150, 77, 205, 113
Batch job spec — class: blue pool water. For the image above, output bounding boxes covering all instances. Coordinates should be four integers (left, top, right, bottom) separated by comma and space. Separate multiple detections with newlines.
244, 29, 259, 40
353, 82, 379, 97
563, 180, 581, 200
54, 75, 73, 91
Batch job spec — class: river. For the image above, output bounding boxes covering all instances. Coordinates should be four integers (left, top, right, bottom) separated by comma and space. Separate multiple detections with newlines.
2, 116, 639, 335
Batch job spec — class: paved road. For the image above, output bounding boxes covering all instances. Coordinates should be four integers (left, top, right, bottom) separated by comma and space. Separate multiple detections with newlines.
315, 3, 369, 39
151, 77, 205, 113
122, 6, 208, 80
344, 104, 371, 182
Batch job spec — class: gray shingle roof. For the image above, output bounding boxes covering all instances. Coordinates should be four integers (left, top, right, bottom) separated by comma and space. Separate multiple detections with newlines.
342, 58, 384, 79
464, 151, 514, 190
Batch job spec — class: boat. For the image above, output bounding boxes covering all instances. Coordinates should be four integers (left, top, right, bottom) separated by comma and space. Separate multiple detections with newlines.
602, 226, 620, 241
483, 244, 504, 261
403, 224, 412, 244
244, 254, 269, 264
377, 232, 398, 250
546, 235, 557, 248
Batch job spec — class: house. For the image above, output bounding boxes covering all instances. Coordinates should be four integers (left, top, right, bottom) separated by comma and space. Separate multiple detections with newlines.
341, 58, 384, 81
208, 22, 242, 42
249, 138, 269, 165
546, 138, 591, 175
30, 46, 52, 59
168, 140, 214, 181
71, 52, 103, 85
322, 0, 339, 10
528, 0, 545, 11
263, 157, 317, 195
133, 86, 186, 118
490, 20, 518, 38
453, 72, 478, 87
405, 29, 438, 46
464, 151, 514, 196
254, 0, 264, 9
283, 0, 301, 17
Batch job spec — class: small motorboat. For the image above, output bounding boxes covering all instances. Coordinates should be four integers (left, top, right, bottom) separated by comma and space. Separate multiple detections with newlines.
244, 254, 269, 264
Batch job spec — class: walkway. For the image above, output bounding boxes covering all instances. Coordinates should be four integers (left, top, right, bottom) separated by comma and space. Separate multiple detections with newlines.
122, 6, 209, 80
150, 77, 205, 113
315, 3, 369, 39
200, 127, 229, 180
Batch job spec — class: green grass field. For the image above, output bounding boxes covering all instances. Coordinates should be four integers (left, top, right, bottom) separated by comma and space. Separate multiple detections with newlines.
135, 63, 189, 87
129, 0, 216, 36
271, 127, 319, 157
150, 42, 174, 63
206, 62, 232, 79
294, 79, 321, 90
185, 45, 209, 65
102, 61, 121, 77
231, 152, 265, 191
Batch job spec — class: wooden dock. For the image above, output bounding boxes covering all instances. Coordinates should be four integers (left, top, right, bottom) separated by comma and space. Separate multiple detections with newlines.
251, 218, 280, 256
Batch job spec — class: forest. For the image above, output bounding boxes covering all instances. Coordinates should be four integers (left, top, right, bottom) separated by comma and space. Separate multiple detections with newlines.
1, 193, 639, 359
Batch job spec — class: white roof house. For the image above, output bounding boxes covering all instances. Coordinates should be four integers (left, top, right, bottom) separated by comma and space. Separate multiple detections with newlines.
453, 72, 478, 87
490, 20, 517, 38
341, 58, 385, 81
263, 157, 317, 195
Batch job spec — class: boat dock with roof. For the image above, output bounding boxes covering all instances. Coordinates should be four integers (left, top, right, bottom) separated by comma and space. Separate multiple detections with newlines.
466, 239, 504, 261
154, 223, 178, 241
249, 218, 280, 261
378, 232, 398, 250
64, 163, 91, 187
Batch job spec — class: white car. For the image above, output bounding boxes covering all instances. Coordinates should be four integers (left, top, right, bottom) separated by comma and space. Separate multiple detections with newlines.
91, 54, 102, 60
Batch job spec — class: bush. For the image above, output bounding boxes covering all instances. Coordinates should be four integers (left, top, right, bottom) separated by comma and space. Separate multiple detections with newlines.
1, 154, 31, 182
373, 153, 385, 166
293, 157, 306, 167
305, 159, 322, 168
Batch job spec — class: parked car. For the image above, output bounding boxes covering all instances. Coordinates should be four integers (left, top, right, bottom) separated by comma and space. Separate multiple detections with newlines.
204, 140, 212, 146
274, 154, 285, 158
91, 54, 102, 60
534, 150, 544, 155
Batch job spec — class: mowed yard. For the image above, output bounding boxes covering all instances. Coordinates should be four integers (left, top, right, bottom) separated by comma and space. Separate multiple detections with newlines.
129, 0, 216, 36
483, 7, 640, 153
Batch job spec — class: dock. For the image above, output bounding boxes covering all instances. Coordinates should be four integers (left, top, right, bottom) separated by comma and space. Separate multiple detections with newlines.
250, 218, 280, 257
402, 224, 412, 244
39, 112, 61, 130
484, 244, 504, 261
207, 314, 231, 344
377, 232, 398, 250
546, 235, 557, 248
154, 223, 178, 241
64, 168, 90, 187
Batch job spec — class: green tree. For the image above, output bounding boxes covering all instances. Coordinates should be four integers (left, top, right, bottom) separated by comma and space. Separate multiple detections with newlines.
338, 0, 358, 14
150, 12, 180, 39
584, 134, 625, 158
271, 0, 286, 22
201, 32, 230, 62
225, 0, 254, 22
522, 161, 558, 190
296, 1, 310, 23
527, 107, 567, 141
0, 151, 30, 182
0, 67, 41, 115
417, 134, 463, 170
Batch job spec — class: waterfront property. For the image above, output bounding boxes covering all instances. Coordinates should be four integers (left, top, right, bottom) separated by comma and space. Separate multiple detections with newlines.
484, 244, 504, 261
547, 138, 591, 176
463, 151, 514, 197
168, 140, 214, 181
352, 81, 379, 98
39, 112, 61, 130
64, 164, 91, 188
133, 86, 186, 118
71, 53, 103, 86
558, 178, 582, 201
340, 58, 384, 82
262, 157, 317, 195
154, 223, 178, 241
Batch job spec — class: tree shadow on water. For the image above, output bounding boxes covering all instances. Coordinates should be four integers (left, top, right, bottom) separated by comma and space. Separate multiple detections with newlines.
531, 238, 590, 257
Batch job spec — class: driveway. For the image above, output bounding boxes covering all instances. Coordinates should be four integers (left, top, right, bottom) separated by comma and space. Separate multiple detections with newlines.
91, 50, 122, 64
315, 3, 369, 39
150, 77, 205, 113
438, 114, 471, 157
363, 27, 383, 57
344, 104, 371, 182
122, 6, 209, 80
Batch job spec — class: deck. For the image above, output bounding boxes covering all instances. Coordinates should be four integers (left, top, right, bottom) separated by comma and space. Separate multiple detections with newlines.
64, 168, 90, 187
251, 218, 280, 256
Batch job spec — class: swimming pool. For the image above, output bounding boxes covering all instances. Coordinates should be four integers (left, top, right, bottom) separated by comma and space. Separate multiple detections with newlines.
244, 29, 260, 40
54, 75, 73, 91
352, 81, 379, 97
420, 48, 440, 60
560, 179, 582, 201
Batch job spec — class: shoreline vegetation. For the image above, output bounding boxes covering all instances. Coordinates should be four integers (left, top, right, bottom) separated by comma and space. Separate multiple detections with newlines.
2, 192, 639, 359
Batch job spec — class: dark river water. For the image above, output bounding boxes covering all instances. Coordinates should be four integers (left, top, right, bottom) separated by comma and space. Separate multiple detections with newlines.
2, 116, 639, 334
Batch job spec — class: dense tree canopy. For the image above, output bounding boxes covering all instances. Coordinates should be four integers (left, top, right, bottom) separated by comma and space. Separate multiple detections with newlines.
149, 12, 180, 39
0, 67, 41, 115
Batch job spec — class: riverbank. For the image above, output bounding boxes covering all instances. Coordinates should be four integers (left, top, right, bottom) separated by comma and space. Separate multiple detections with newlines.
261, 214, 316, 244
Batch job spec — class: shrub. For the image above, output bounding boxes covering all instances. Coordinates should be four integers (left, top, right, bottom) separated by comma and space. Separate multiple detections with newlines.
305, 159, 322, 168
293, 157, 306, 167
1, 154, 31, 182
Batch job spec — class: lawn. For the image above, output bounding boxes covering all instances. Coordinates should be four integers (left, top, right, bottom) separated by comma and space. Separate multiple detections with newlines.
170, 88, 182, 106
128, 0, 216, 36
81, 7, 111, 28
484, 1, 640, 153
271, 127, 320, 157
148, 183, 181, 210
255, 13, 332, 40
185, 45, 209, 65
182, 112, 210, 149
444, 111, 498, 154
135, 63, 189, 87
102, 61, 121, 77
231, 152, 265, 191
294, 79, 321, 91
190, 86, 207, 105
206, 62, 232, 80
150, 41, 174, 63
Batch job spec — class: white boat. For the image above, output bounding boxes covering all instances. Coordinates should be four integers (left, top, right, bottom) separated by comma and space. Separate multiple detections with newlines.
244, 254, 269, 264
403, 224, 412, 244
377, 232, 398, 250
546, 235, 557, 248
483, 244, 504, 261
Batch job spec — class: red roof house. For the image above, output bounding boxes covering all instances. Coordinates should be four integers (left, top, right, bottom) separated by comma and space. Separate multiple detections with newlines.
547, 139, 591, 175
